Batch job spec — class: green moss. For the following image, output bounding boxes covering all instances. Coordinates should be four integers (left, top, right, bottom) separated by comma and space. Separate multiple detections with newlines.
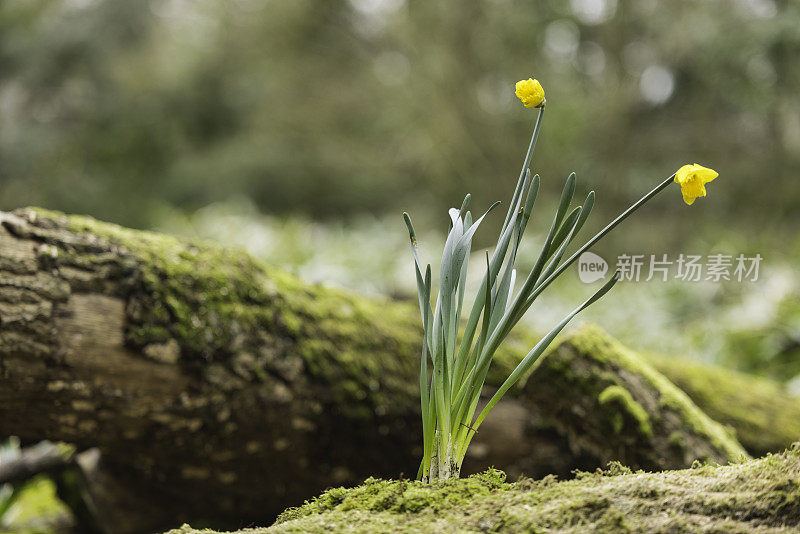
0, 476, 71, 533
598, 385, 652, 437
168, 445, 800, 533
26, 208, 422, 418
276, 468, 507, 524
602, 461, 632, 476
668, 431, 687, 452
648, 353, 800, 456
562, 324, 745, 461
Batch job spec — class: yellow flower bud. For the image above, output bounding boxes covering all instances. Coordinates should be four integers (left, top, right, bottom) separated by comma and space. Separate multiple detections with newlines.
515, 78, 545, 108
674, 164, 719, 205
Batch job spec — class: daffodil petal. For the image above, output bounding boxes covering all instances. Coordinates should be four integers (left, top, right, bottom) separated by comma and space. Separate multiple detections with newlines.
696, 167, 719, 184
675, 164, 695, 184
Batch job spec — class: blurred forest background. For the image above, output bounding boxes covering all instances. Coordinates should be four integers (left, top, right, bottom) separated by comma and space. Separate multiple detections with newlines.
2, 0, 800, 383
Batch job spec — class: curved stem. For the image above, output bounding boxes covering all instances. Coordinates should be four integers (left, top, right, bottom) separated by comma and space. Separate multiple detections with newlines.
527, 173, 676, 303
502, 108, 545, 232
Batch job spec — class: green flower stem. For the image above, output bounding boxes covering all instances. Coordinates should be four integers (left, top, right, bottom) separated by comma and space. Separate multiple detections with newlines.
503, 108, 545, 231
452, 109, 545, 399
524, 173, 676, 307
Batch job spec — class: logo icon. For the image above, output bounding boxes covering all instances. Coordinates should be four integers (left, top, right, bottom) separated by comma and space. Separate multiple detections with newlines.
578, 251, 608, 283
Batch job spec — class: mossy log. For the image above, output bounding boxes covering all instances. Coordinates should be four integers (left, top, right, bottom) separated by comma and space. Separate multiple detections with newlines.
169, 445, 800, 533
506, 324, 746, 476
0, 207, 772, 533
647, 354, 800, 457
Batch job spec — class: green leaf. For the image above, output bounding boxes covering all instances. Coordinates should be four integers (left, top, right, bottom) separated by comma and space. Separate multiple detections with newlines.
516, 173, 540, 242
467, 172, 577, 388
470, 271, 621, 435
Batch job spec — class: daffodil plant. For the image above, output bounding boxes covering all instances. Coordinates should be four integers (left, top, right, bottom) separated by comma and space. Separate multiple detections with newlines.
403, 75, 720, 483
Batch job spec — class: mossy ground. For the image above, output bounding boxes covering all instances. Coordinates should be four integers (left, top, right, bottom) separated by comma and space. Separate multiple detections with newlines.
167, 445, 800, 533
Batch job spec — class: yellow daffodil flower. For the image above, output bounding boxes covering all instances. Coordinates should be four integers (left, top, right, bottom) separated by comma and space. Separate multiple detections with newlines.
674, 163, 719, 205
515, 78, 545, 108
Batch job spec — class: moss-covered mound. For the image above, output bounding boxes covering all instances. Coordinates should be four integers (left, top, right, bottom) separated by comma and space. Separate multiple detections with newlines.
509, 324, 747, 475
168, 445, 800, 533
648, 353, 800, 457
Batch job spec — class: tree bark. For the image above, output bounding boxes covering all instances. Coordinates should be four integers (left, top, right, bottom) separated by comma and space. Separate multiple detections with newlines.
0, 208, 761, 533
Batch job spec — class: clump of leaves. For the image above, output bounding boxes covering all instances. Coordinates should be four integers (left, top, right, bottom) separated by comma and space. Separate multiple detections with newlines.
404, 78, 715, 482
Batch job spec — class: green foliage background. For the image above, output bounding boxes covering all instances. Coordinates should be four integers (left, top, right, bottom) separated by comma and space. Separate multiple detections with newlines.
2, 0, 799, 227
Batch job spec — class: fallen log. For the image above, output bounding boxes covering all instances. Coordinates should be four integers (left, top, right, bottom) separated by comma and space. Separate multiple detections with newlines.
0, 208, 752, 532
648, 353, 800, 457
